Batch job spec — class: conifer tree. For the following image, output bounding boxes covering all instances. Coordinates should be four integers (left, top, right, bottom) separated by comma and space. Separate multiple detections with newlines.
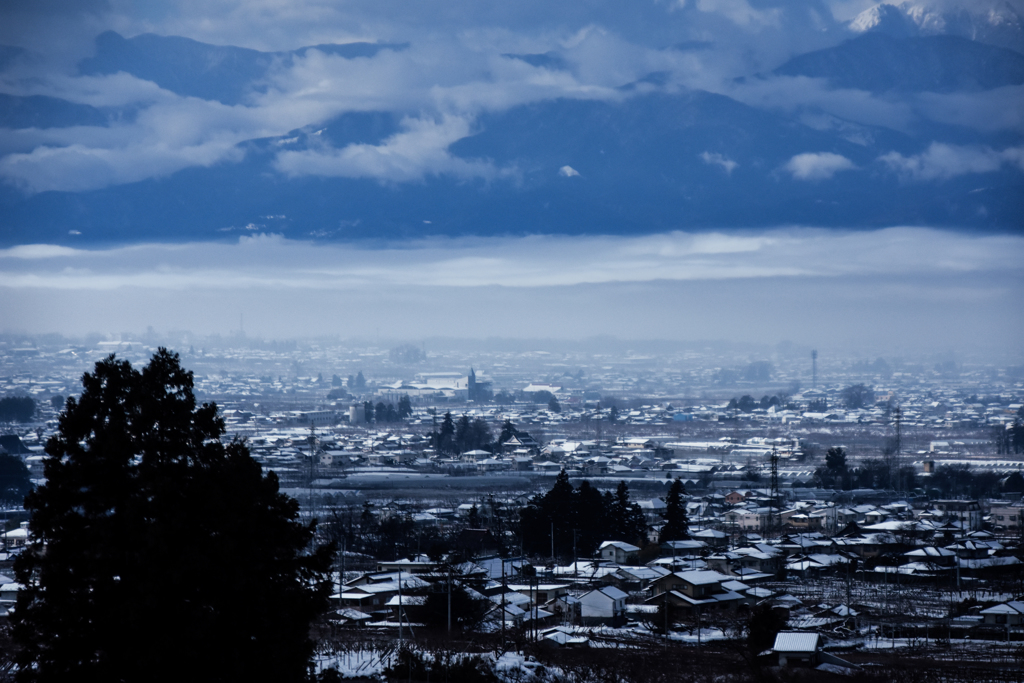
12, 350, 333, 683
609, 480, 648, 546
658, 477, 689, 543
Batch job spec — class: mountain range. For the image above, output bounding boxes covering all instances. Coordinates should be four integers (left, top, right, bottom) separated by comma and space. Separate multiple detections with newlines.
1, 16, 1022, 246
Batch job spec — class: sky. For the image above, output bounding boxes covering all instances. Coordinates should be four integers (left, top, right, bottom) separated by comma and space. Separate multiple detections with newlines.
0, 0, 1022, 356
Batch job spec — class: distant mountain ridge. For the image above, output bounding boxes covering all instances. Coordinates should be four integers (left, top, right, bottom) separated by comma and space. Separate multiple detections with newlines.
78, 31, 408, 105
0, 29, 1021, 245
775, 32, 1024, 92
849, 2, 1024, 52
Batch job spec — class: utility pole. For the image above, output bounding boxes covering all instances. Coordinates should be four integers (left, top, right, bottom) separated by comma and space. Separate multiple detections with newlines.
893, 405, 902, 497
500, 559, 506, 644
768, 446, 780, 539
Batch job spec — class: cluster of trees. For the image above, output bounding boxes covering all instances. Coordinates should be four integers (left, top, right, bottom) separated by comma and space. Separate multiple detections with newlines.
11, 350, 333, 682
360, 395, 413, 423
840, 383, 875, 409
430, 411, 493, 455
0, 396, 35, 422
812, 447, 919, 491
0, 453, 32, 504
995, 418, 1024, 454
519, 473, 665, 559
726, 394, 791, 413
812, 447, 1024, 497
929, 463, 1023, 499
389, 344, 425, 364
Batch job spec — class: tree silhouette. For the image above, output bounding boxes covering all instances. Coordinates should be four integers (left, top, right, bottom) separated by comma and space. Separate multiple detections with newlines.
608, 481, 648, 546
0, 454, 32, 505
658, 478, 689, 543
12, 349, 333, 683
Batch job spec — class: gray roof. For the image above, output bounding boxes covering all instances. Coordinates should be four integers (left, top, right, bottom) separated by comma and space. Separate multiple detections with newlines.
773, 631, 821, 653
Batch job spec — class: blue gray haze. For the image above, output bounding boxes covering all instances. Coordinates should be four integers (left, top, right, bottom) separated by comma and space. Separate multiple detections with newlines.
0, 0, 1021, 354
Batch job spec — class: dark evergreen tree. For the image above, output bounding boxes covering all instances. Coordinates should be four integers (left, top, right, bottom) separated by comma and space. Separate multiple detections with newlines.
397, 394, 413, 419
49, 396, 64, 412
572, 480, 607, 556
0, 396, 35, 422
354, 371, 366, 389
498, 418, 517, 445
547, 396, 561, 413
747, 603, 788, 655
658, 477, 689, 543
455, 414, 473, 453
471, 418, 492, 453
375, 401, 388, 423
467, 504, 481, 528
12, 350, 333, 683
435, 411, 456, 455
519, 470, 575, 558
608, 480, 648, 546
363, 400, 373, 423
0, 454, 32, 505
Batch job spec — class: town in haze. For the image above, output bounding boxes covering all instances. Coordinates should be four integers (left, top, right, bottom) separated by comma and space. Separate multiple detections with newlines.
2, 332, 1023, 681
1, 0, 1023, 680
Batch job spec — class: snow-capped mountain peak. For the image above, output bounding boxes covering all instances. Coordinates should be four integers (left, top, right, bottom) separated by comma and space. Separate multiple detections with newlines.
849, 1, 1024, 51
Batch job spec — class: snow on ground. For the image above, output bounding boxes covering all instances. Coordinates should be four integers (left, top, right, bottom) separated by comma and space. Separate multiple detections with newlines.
314, 648, 388, 678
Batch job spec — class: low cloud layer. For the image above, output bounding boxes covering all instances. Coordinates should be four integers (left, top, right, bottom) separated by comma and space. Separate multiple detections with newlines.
1, 227, 1020, 353
879, 142, 1024, 181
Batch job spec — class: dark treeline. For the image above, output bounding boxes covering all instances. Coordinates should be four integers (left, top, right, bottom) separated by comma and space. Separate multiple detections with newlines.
361, 395, 413, 424
519, 472, 653, 560
0, 396, 35, 422
727, 384, 878, 413
812, 446, 1024, 497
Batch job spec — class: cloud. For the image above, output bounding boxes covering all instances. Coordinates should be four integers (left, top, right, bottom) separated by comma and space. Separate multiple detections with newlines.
690, 0, 782, 29
273, 115, 506, 182
878, 142, 1024, 180
700, 151, 738, 173
558, 165, 580, 177
1, 226, 1018, 291
0, 0, 1015, 196
1, 227, 1020, 352
783, 151, 856, 179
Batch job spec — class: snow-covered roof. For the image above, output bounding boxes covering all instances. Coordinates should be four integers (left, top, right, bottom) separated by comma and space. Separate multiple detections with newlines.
773, 631, 821, 653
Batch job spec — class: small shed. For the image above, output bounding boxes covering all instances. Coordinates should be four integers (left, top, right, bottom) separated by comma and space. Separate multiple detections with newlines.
773, 631, 821, 667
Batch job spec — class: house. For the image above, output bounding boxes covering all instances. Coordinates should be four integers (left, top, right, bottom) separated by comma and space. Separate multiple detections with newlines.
650, 569, 731, 600
579, 586, 628, 626
773, 631, 821, 666
2, 522, 29, 548
690, 529, 729, 549
934, 500, 983, 531
989, 504, 1023, 531
538, 626, 589, 648
647, 569, 748, 612
980, 601, 1024, 626
724, 490, 749, 505
507, 583, 571, 605
599, 540, 640, 564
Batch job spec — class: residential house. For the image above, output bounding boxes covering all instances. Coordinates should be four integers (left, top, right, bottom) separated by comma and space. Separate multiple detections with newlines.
980, 601, 1024, 626
579, 586, 628, 626
599, 541, 640, 564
